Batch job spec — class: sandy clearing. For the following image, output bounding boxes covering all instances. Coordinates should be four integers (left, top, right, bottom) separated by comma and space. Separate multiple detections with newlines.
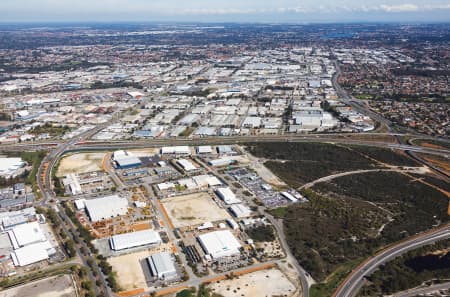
208, 268, 298, 297
129, 148, 160, 157
162, 192, 230, 228
56, 152, 105, 177
109, 250, 153, 291
0, 274, 76, 297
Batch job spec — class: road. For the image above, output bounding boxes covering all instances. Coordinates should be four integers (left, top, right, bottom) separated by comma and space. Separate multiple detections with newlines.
34, 135, 449, 158
298, 167, 428, 190
391, 281, 450, 297
266, 213, 314, 297
333, 225, 450, 297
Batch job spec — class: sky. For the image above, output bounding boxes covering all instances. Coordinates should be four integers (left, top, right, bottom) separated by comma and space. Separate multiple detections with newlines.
1, 0, 450, 23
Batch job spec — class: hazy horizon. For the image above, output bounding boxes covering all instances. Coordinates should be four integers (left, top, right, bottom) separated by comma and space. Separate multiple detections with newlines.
1, 0, 450, 23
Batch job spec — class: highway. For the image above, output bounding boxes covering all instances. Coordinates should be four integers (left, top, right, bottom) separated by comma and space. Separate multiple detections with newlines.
333, 225, 450, 297
391, 281, 450, 297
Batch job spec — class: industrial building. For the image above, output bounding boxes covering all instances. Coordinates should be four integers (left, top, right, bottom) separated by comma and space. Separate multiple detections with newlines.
109, 229, 161, 251
11, 241, 55, 267
84, 195, 128, 222
112, 150, 142, 169
8, 221, 46, 248
208, 158, 235, 167
196, 146, 213, 154
62, 173, 82, 195
229, 204, 252, 218
0, 207, 36, 230
198, 230, 242, 259
0, 157, 26, 178
176, 159, 197, 172
161, 146, 191, 155
191, 175, 222, 187
215, 187, 241, 205
7, 221, 56, 267
147, 251, 178, 280
281, 192, 298, 203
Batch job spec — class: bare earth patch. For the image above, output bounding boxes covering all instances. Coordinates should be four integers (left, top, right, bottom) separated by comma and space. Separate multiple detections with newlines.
208, 268, 298, 297
56, 152, 105, 177
0, 274, 76, 297
162, 192, 230, 228
108, 250, 153, 291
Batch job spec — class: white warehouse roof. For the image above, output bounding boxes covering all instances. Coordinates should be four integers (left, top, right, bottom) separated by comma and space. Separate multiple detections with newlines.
113, 150, 142, 168
229, 204, 252, 218
192, 175, 222, 187
8, 221, 46, 249
197, 146, 213, 154
109, 229, 161, 251
84, 195, 128, 222
11, 240, 54, 267
147, 251, 177, 280
0, 157, 25, 178
161, 146, 191, 155
198, 230, 242, 259
177, 159, 197, 171
215, 187, 241, 205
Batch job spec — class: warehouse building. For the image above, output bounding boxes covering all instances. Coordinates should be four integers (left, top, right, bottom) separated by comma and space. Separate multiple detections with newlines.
198, 230, 242, 259
161, 146, 191, 155
196, 146, 213, 154
8, 221, 46, 248
7, 221, 56, 267
147, 251, 178, 280
215, 187, 241, 205
62, 173, 82, 195
84, 195, 128, 222
176, 159, 197, 172
229, 204, 252, 218
0, 157, 26, 178
109, 229, 161, 251
208, 158, 236, 167
112, 150, 142, 169
281, 192, 298, 203
11, 241, 55, 267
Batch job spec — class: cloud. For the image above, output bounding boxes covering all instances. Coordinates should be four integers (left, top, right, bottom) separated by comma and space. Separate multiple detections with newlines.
379, 4, 419, 12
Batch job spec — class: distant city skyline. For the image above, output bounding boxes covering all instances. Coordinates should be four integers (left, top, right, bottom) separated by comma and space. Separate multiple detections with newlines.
1, 0, 450, 23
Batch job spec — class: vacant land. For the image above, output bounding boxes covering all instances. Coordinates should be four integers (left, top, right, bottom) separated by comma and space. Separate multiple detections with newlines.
162, 192, 230, 228
56, 152, 105, 177
273, 171, 449, 297
246, 142, 418, 187
252, 142, 449, 297
108, 250, 152, 291
208, 268, 298, 297
0, 274, 76, 297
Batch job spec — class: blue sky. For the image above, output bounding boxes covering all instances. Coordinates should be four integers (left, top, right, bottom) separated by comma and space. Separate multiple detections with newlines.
1, 0, 450, 23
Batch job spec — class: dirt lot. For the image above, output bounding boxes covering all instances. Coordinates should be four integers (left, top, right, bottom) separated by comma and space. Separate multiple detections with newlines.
129, 148, 160, 157
208, 268, 298, 297
56, 152, 105, 177
108, 250, 153, 291
162, 192, 230, 228
0, 274, 76, 297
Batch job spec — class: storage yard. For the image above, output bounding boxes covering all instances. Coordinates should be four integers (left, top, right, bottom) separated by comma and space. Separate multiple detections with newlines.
162, 192, 230, 228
